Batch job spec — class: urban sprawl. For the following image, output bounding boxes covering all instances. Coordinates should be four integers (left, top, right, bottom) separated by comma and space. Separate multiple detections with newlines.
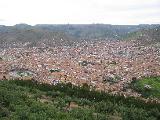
0, 40, 160, 98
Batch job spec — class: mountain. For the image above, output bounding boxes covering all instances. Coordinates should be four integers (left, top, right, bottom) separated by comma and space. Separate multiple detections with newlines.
124, 26, 160, 45
0, 25, 74, 48
35, 24, 159, 40
0, 24, 159, 48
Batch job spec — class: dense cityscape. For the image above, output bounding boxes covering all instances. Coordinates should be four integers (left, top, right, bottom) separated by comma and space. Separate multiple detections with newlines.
0, 0, 160, 119
1, 40, 159, 98
0, 22, 160, 120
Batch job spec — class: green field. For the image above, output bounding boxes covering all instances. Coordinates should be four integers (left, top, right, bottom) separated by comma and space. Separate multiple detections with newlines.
132, 76, 160, 98
0, 79, 160, 120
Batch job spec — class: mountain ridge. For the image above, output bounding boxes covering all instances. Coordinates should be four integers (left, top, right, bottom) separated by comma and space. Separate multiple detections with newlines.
0, 24, 159, 48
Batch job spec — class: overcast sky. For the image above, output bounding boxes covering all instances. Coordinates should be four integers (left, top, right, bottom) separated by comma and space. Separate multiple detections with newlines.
0, 0, 159, 25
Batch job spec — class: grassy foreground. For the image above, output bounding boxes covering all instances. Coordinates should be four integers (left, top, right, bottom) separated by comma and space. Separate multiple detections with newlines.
131, 76, 160, 98
0, 79, 160, 120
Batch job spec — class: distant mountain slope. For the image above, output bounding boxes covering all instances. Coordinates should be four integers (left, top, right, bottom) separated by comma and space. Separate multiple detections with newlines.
35, 24, 159, 40
124, 26, 160, 44
0, 25, 74, 48
0, 24, 159, 48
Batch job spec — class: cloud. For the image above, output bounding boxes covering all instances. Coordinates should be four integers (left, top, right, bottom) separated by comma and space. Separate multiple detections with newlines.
0, 19, 5, 21
0, 0, 159, 25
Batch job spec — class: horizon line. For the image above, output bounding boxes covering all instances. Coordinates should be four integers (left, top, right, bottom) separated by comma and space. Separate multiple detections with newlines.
1, 23, 160, 27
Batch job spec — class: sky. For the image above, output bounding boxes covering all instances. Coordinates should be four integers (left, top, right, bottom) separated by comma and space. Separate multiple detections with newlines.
0, 0, 160, 25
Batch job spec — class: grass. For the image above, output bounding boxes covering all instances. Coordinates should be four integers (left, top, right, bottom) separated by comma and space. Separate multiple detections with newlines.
132, 76, 160, 98
0, 79, 160, 120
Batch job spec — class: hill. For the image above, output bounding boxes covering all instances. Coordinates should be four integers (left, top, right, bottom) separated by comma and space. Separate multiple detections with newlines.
0, 79, 160, 120
0, 24, 159, 48
35, 24, 159, 40
0, 24, 74, 48
123, 26, 160, 45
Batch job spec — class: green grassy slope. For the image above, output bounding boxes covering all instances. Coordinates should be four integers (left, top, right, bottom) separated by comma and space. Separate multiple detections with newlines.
131, 76, 160, 98
0, 79, 160, 120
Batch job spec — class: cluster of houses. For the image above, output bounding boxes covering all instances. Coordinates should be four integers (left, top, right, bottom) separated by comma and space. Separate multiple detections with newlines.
0, 40, 159, 97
